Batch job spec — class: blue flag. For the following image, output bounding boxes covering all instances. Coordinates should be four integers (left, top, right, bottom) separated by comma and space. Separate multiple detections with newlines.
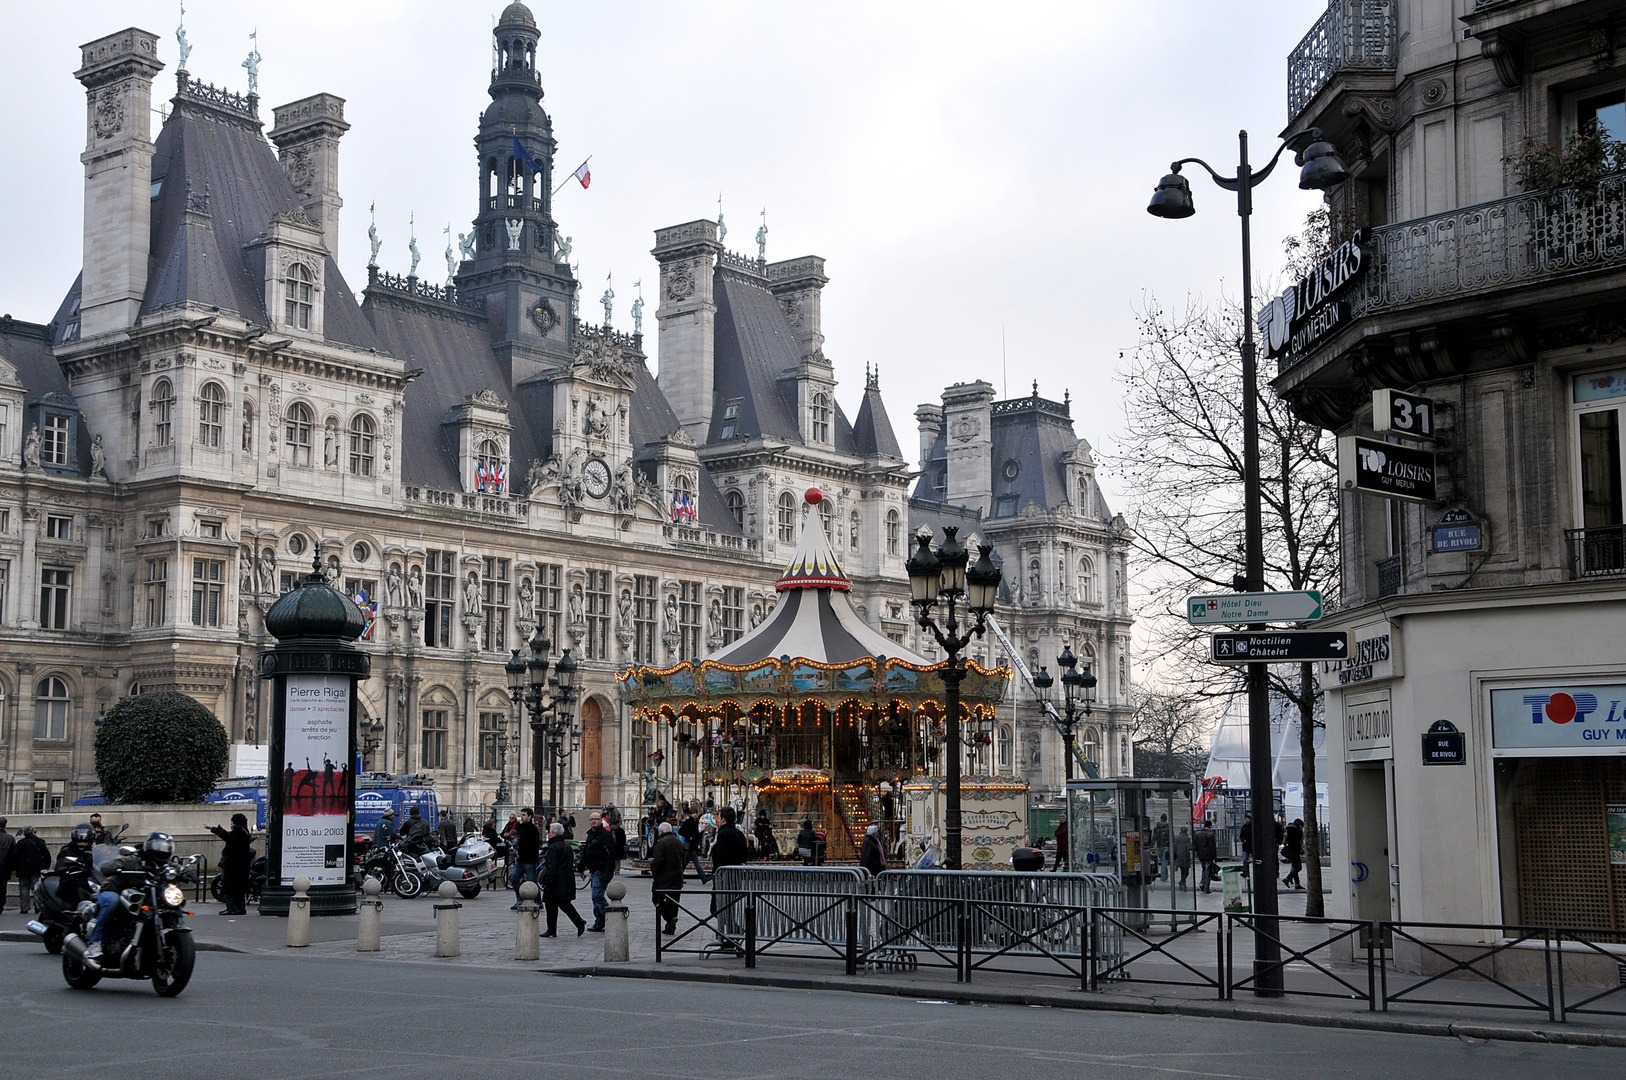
513, 137, 547, 176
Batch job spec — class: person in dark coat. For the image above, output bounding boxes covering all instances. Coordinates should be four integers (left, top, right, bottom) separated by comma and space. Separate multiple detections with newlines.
1281, 818, 1305, 890
1173, 826, 1194, 890
677, 809, 708, 883
0, 817, 14, 915
753, 809, 777, 861
859, 824, 887, 878
1194, 821, 1220, 893
208, 813, 255, 915
1239, 813, 1253, 878
579, 813, 616, 932
401, 807, 433, 852
649, 821, 687, 934
540, 822, 586, 937
709, 806, 748, 874
512, 807, 541, 907
795, 819, 819, 866
438, 814, 460, 853
1051, 818, 1069, 871
12, 826, 50, 914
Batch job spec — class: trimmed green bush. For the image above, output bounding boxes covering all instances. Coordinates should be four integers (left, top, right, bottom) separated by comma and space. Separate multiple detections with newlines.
94, 691, 229, 803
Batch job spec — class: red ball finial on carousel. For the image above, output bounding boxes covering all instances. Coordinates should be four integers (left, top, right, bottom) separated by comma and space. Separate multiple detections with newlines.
804, 487, 823, 505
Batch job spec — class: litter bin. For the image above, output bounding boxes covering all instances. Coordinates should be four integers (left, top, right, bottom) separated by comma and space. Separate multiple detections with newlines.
1220, 864, 1251, 913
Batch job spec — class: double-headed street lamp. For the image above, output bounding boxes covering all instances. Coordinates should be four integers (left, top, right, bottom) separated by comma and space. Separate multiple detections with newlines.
1032, 644, 1097, 781
1147, 125, 1349, 996
905, 526, 1002, 869
505, 632, 579, 821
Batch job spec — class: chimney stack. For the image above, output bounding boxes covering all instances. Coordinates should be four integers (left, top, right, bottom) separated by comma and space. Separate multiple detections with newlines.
651, 220, 721, 443
75, 28, 163, 338
269, 94, 350, 259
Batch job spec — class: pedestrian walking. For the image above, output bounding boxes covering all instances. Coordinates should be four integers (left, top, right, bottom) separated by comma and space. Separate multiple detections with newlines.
1194, 820, 1219, 892
0, 817, 14, 914
540, 822, 586, 937
12, 826, 50, 914
859, 823, 886, 877
511, 807, 541, 907
753, 808, 777, 861
677, 809, 709, 882
1282, 818, 1305, 890
1239, 813, 1253, 878
1153, 814, 1172, 881
208, 813, 255, 915
650, 821, 686, 934
1050, 818, 1069, 871
1173, 826, 1193, 889
579, 812, 615, 932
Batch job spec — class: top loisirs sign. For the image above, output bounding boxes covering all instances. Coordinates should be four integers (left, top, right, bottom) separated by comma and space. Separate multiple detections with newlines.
1258, 232, 1368, 362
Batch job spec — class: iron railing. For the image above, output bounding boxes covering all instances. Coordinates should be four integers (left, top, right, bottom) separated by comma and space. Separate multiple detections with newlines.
1287, 1, 1398, 120
1565, 525, 1626, 578
1376, 554, 1403, 598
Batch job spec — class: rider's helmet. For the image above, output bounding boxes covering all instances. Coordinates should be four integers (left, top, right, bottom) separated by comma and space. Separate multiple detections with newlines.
142, 831, 175, 863
69, 823, 95, 851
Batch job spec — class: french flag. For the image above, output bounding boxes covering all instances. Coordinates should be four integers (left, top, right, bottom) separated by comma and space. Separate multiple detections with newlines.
570, 159, 591, 189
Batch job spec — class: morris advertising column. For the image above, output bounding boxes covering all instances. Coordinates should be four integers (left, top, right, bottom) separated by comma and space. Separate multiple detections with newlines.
258, 560, 371, 916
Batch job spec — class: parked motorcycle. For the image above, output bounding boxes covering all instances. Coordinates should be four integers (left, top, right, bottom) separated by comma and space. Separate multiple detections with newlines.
60, 832, 200, 998
406, 835, 497, 899
355, 842, 424, 899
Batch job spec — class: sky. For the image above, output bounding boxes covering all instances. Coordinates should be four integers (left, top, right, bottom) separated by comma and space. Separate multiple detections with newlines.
0, 0, 1329, 510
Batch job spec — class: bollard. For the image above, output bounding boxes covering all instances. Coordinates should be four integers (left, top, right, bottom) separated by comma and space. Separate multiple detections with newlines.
357, 877, 383, 952
515, 881, 540, 961
433, 880, 461, 957
287, 876, 311, 948
604, 879, 630, 963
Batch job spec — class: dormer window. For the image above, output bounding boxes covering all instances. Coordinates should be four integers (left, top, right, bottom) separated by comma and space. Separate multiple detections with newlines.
475, 438, 506, 493
42, 414, 69, 467
284, 263, 313, 330
726, 489, 744, 528
719, 399, 742, 440
811, 392, 831, 443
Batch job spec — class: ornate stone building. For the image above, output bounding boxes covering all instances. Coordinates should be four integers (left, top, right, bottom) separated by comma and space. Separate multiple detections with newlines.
908, 381, 1136, 794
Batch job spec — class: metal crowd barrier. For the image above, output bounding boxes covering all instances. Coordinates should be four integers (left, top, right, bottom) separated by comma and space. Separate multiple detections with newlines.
711, 866, 870, 954
874, 870, 1123, 969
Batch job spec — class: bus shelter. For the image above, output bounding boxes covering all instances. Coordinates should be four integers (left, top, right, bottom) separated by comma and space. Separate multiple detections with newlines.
1066, 777, 1196, 928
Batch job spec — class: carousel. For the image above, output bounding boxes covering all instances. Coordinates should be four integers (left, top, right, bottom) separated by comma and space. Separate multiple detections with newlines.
618, 489, 1011, 861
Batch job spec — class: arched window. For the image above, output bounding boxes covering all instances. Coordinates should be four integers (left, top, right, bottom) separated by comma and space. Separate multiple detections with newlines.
997, 724, 1012, 770
285, 402, 313, 466
152, 378, 174, 447
1077, 557, 1093, 604
885, 509, 900, 555
284, 263, 313, 330
818, 496, 832, 540
777, 491, 797, 543
349, 414, 376, 477
197, 381, 224, 448
725, 490, 744, 528
848, 510, 860, 552
811, 393, 831, 443
475, 438, 503, 492
34, 676, 69, 740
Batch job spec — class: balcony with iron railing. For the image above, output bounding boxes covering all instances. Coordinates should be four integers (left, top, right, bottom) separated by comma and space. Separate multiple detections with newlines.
1279, 173, 1626, 375
1566, 525, 1626, 579
1375, 554, 1403, 598
1286, 0, 1398, 120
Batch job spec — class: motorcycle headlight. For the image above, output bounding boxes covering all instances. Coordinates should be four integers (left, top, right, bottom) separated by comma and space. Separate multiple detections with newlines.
162, 884, 186, 908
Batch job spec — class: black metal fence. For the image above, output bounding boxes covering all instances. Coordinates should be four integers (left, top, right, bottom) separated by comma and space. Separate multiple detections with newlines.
655, 892, 1626, 1022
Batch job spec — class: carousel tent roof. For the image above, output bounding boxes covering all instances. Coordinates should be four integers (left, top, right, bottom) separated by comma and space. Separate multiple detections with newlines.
709, 489, 932, 668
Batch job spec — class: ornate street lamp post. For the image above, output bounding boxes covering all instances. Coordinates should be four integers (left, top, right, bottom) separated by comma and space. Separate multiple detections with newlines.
1033, 644, 1097, 782
905, 527, 1002, 869
509, 633, 578, 820
1147, 125, 1348, 995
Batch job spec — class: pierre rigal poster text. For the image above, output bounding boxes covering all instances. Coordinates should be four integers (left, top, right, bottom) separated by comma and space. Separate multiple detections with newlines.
280, 674, 351, 886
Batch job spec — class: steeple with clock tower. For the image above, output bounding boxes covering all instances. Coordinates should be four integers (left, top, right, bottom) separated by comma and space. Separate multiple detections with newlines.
456, 1, 579, 386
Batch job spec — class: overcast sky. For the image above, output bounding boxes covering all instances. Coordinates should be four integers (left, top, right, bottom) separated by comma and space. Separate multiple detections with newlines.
0, 0, 1327, 508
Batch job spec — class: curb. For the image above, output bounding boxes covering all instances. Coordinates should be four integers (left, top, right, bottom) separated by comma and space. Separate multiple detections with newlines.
541, 964, 1626, 1049
3, 929, 242, 953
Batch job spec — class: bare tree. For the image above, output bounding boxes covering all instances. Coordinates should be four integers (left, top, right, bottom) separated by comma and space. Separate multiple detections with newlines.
1111, 282, 1339, 914
1131, 688, 1209, 781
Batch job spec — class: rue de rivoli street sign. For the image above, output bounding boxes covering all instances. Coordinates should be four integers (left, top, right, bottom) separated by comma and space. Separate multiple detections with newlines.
1422, 719, 1466, 766
1431, 507, 1483, 553
1210, 631, 1351, 664
1338, 435, 1438, 503
1186, 590, 1323, 626
1372, 388, 1436, 438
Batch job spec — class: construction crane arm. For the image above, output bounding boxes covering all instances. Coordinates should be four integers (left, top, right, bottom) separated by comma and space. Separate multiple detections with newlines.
984, 614, 1098, 779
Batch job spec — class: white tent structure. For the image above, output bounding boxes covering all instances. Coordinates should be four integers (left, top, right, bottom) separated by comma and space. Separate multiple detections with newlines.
1202, 689, 1328, 825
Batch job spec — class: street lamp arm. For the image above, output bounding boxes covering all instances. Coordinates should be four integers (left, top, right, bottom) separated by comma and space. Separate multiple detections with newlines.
1174, 128, 1324, 193
1170, 156, 1239, 191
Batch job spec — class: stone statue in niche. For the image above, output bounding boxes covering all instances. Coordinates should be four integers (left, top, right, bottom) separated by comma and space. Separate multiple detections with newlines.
323, 419, 338, 467
750, 602, 765, 629
706, 599, 723, 647
23, 425, 39, 468
662, 594, 680, 653
463, 570, 482, 619
583, 396, 610, 440
505, 218, 523, 252
89, 435, 106, 479
257, 549, 276, 595
323, 556, 339, 587
385, 563, 403, 608
617, 588, 633, 628
407, 565, 424, 608
516, 577, 535, 624
568, 583, 585, 627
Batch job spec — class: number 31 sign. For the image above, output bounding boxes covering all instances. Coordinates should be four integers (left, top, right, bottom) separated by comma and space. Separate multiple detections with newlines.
1372, 388, 1435, 438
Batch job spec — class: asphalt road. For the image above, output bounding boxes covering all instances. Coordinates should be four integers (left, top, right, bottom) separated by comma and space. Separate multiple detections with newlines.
2, 941, 1619, 1079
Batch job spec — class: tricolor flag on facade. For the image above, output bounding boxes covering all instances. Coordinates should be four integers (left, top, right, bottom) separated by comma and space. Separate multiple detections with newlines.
570, 159, 591, 189
476, 458, 506, 494
669, 491, 697, 525
352, 586, 377, 641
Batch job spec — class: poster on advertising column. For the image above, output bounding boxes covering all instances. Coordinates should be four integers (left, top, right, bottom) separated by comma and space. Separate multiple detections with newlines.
280, 674, 352, 886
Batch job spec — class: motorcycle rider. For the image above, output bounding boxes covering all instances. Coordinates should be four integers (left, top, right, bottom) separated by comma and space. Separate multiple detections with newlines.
372, 808, 398, 848
85, 832, 173, 961
400, 806, 433, 852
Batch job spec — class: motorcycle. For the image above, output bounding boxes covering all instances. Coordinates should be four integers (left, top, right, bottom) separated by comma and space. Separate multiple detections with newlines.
405, 835, 497, 899
208, 855, 267, 905
355, 842, 424, 899
60, 848, 201, 997
28, 828, 127, 955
